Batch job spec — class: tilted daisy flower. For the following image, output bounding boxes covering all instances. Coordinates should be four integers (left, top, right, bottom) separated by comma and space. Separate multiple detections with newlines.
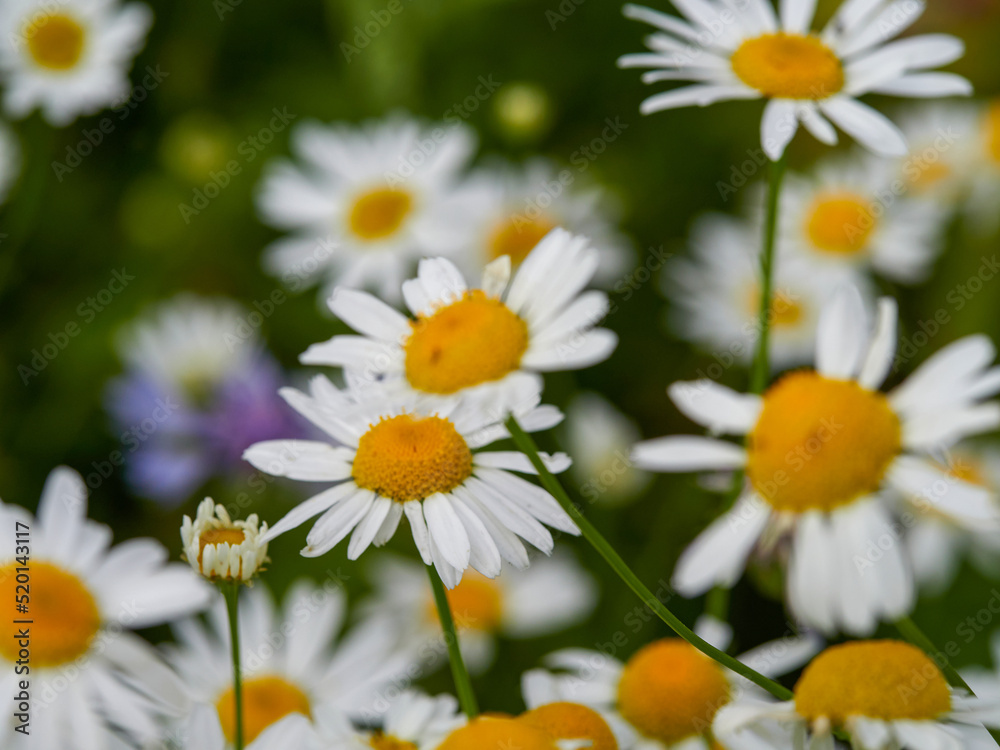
363, 552, 598, 673
634, 285, 1000, 635
778, 153, 948, 284
243, 376, 579, 587
0, 120, 20, 205
665, 213, 870, 370
165, 580, 416, 745
0, 0, 152, 125
715, 640, 1000, 750
256, 114, 478, 303
181, 498, 269, 584
312, 691, 464, 750
0, 467, 211, 749
618, 0, 972, 159
178, 704, 319, 750
300, 228, 618, 413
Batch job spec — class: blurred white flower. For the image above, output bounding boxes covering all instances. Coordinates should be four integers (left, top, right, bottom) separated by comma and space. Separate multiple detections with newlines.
312, 691, 463, 750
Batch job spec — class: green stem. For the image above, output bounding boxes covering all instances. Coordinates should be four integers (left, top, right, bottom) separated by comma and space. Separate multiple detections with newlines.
749, 152, 788, 396
223, 583, 245, 750
427, 564, 480, 718
505, 416, 793, 701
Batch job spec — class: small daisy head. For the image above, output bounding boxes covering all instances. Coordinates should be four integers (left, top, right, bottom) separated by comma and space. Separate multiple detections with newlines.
520, 702, 620, 750
181, 498, 269, 584
438, 716, 563, 750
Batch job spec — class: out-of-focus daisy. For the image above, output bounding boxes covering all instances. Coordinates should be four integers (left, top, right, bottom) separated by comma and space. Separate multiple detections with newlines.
437, 715, 586, 750
0, 0, 152, 125
363, 552, 598, 673
106, 294, 304, 506
530, 615, 819, 750
634, 286, 1000, 635
178, 704, 318, 750
0, 467, 211, 749
243, 377, 578, 587
779, 155, 948, 284
301, 229, 617, 413
256, 114, 477, 303
0, 121, 19, 205
181, 497, 269, 584
665, 214, 868, 371
716, 640, 1000, 750
165, 580, 415, 745
460, 159, 632, 284
519, 698, 622, 750
564, 392, 652, 506
312, 691, 464, 750
619, 0, 972, 159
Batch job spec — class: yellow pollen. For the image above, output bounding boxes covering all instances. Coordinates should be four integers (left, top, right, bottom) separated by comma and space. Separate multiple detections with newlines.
805, 194, 878, 256
488, 215, 556, 265
369, 732, 417, 750
0, 562, 101, 668
617, 639, 731, 745
747, 371, 901, 513
749, 287, 804, 328
349, 187, 413, 241
987, 102, 1000, 166
520, 702, 619, 750
24, 13, 86, 71
404, 290, 529, 394
438, 716, 558, 750
795, 641, 951, 724
731, 33, 844, 100
428, 572, 504, 632
198, 528, 246, 561
216, 675, 311, 744
353, 414, 473, 502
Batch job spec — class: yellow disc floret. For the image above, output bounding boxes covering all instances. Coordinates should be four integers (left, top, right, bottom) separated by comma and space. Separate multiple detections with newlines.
795, 641, 951, 725
987, 101, 1000, 166
349, 187, 413, 241
216, 675, 311, 744
431, 572, 504, 632
805, 194, 877, 256
731, 33, 844, 100
353, 414, 474, 502
25, 13, 86, 71
489, 216, 556, 265
617, 639, 731, 745
404, 291, 529, 394
438, 716, 558, 750
747, 371, 901, 513
0, 562, 101, 668
369, 732, 418, 750
521, 702, 619, 750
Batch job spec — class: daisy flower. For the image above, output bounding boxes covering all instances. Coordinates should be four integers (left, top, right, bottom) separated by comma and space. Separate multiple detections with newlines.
665, 213, 870, 370
312, 691, 464, 750
437, 714, 588, 750
363, 552, 598, 673
256, 114, 478, 303
960, 631, 1000, 750
778, 153, 948, 284
0, 0, 152, 125
300, 228, 618, 414
633, 285, 1000, 635
716, 640, 1000, 750
528, 615, 819, 750
181, 498, 269, 584
618, 0, 972, 160
0, 120, 20, 205
165, 580, 416, 745
243, 377, 579, 587
178, 704, 318, 750
0, 467, 211, 749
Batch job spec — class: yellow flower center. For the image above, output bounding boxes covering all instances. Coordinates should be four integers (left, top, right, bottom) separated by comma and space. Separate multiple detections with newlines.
749, 287, 805, 328
0, 562, 101, 668
24, 13, 86, 71
731, 33, 844, 100
198, 529, 246, 561
909, 162, 953, 192
369, 732, 417, 750
946, 455, 988, 487
987, 102, 1000, 166
747, 371, 901, 513
617, 639, 731, 745
404, 291, 529, 394
428, 572, 504, 631
805, 194, 877, 256
216, 675, 311, 744
488, 215, 556, 265
349, 187, 413, 241
438, 717, 558, 750
353, 414, 474, 502
520, 702, 619, 750
795, 641, 951, 724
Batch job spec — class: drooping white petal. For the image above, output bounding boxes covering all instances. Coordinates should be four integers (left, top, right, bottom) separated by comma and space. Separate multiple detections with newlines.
761, 99, 801, 161
820, 97, 908, 157
632, 436, 747, 472
668, 381, 762, 435
814, 284, 869, 380
857, 297, 898, 390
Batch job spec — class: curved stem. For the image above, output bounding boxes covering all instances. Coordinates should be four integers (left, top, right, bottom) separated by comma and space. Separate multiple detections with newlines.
427, 564, 480, 718
223, 583, 245, 750
505, 416, 793, 701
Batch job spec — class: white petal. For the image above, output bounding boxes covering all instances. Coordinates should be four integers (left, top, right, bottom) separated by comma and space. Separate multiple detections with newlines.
888, 456, 1000, 526
815, 284, 869, 380
304, 491, 376, 556
781, 0, 817, 35
632, 436, 747, 472
761, 99, 801, 160
640, 85, 759, 114
820, 97, 908, 157
423, 494, 472, 571
404, 501, 434, 565
668, 381, 762, 435
348, 497, 394, 559
871, 73, 973, 98
261, 482, 359, 542
328, 287, 410, 340
242, 440, 353, 481
799, 103, 839, 145
857, 297, 898, 390
786, 513, 838, 634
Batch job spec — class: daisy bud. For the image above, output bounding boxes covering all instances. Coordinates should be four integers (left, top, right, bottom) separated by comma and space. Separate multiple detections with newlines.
181, 498, 268, 583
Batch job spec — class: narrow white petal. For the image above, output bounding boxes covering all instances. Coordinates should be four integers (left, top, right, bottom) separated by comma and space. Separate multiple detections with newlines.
423, 494, 472, 571
888, 456, 1000, 526
328, 287, 410, 340
640, 85, 759, 114
261, 483, 358, 542
781, 0, 817, 35
761, 99, 801, 161
815, 284, 869, 380
820, 97, 908, 157
668, 381, 762, 435
242, 440, 353, 481
632, 436, 747, 472
871, 73, 973, 98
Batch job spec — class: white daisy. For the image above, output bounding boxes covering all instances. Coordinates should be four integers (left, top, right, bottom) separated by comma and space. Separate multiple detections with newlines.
516, 689, 622, 750
0, 120, 20, 204
181, 498, 269, 583
243, 377, 579, 587
436, 714, 590, 750
0, 0, 153, 125
529, 615, 819, 750
177, 704, 319, 750
0, 467, 211, 749
715, 640, 1000, 750
778, 153, 949, 284
665, 213, 870, 371
312, 691, 464, 750
959, 631, 1000, 750
618, 0, 973, 159
256, 114, 478, 303
300, 228, 618, 414
363, 552, 598, 673
164, 580, 416, 746
633, 285, 1000, 635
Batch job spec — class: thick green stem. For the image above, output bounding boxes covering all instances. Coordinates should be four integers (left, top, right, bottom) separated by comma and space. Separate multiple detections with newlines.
427, 564, 480, 718
223, 583, 245, 750
505, 416, 793, 701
